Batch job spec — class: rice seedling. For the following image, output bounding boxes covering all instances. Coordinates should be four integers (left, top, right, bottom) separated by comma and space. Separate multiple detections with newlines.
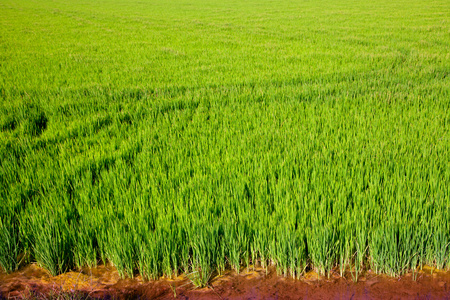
0, 216, 20, 272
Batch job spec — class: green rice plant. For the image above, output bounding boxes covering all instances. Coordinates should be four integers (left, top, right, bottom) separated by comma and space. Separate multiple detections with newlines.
0, 216, 20, 272
272, 226, 307, 278
336, 222, 352, 278
215, 230, 226, 275
105, 222, 136, 278
252, 227, 270, 272
369, 221, 425, 277
190, 224, 217, 287
223, 222, 242, 274
179, 238, 191, 275
338, 238, 351, 278
431, 222, 449, 270
352, 222, 368, 282
271, 226, 286, 276
161, 235, 176, 277
27, 210, 74, 276
72, 217, 97, 269
138, 234, 163, 281
306, 223, 338, 278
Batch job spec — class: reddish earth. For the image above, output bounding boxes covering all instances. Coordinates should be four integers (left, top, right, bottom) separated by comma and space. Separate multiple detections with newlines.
1, 264, 450, 299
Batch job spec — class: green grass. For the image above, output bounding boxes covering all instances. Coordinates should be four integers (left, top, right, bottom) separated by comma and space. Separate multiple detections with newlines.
1, 0, 449, 286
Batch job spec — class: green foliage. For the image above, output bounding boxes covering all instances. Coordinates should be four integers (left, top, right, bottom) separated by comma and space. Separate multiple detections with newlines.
0, 0, 449, 285
26, 208, 74, 276
0, 216, 20, 272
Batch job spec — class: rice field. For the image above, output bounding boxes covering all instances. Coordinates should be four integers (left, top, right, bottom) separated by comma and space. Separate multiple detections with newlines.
0, 0, 449, 287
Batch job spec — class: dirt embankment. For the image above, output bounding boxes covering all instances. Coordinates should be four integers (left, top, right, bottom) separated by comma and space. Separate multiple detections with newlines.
1, 264, 450, 299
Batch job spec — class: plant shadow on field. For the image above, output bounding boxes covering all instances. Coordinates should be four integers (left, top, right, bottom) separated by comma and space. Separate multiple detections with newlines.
24, 111, 48, 137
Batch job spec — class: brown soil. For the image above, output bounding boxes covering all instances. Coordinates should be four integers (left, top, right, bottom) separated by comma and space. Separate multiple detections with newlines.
1, 264, 450, 299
